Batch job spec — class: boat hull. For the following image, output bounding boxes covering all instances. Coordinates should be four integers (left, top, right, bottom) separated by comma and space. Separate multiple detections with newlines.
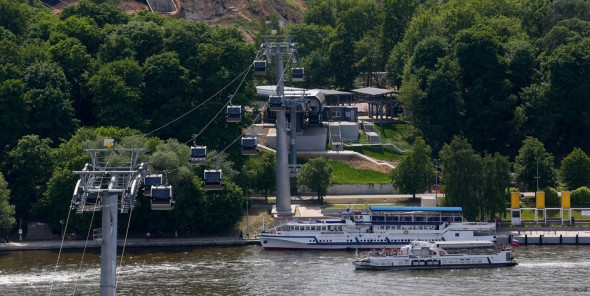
259, 231, 497, 250
353, 261, 517, 270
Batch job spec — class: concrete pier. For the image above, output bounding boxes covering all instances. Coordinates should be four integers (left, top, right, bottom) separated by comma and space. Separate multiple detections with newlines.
498, 229, 590, 245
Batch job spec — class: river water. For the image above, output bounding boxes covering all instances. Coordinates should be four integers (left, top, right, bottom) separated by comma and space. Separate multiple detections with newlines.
0, 244, 588, 295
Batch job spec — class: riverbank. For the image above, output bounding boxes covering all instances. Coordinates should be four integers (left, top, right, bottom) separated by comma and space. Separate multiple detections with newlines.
0, 237, 260, 251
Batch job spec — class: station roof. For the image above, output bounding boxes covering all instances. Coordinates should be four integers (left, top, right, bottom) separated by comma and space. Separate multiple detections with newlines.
256, 85, 307, 96
351, 87, 397, 96
369, 206, 463, 212
313, 89, 353, 96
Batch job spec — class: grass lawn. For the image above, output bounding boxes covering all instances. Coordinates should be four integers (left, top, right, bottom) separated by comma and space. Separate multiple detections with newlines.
328, 160, 390, 184
346, 121, 412, 162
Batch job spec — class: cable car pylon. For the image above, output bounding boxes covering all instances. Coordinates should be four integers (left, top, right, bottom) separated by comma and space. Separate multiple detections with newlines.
71, 142, 174, 295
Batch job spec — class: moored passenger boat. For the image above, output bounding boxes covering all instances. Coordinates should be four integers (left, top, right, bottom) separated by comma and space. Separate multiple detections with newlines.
259, 206, 497, 250
353, 240, 517, 270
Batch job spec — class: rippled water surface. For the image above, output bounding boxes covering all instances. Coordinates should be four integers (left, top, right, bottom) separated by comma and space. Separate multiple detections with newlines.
1, 245, 589, 295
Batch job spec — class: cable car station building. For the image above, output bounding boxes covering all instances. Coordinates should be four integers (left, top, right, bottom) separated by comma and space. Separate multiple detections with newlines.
254, 85, 398, 152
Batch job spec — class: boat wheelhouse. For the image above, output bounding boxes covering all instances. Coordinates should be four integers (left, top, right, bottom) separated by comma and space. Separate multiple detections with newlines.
259, 206, 496, 250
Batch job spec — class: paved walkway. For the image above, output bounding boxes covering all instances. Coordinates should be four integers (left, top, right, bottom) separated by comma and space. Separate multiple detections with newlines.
0, 237, 259, 252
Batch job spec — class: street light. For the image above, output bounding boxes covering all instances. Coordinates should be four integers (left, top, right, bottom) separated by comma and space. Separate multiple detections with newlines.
60, 220, 65, 240
246, 196, 249, 238
535, 157, 540, 192
434, 159, 439, 199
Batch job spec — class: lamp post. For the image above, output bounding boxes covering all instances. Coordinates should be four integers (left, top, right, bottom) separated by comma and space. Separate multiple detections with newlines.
434, 159, 439, 199
535, 157, 540, 192
60, 220, 64, 240
246, 196, 249, 238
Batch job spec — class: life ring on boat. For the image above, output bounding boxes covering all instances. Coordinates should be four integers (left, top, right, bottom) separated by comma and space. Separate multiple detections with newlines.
403, 230, 408, 235
501, 244, 506, 251
439, 250, 444, 256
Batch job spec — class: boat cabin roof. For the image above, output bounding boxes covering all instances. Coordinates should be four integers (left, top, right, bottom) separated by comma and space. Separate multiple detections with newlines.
290, 219, 345, 225
369, 206, 463, 212
433, 240, 495, 248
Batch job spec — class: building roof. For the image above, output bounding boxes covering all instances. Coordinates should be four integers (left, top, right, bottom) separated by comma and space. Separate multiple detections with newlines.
312, 89, 353, 96
351, 87, 397, 96
256, 85, 307, 96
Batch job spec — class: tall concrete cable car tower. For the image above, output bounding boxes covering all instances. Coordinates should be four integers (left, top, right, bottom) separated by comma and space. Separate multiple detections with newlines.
257, 34, 303, 216
72, 140, 173, 295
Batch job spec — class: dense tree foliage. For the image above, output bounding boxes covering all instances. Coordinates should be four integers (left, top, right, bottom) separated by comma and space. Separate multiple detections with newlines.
439, 136, 483, 220
390, 137, 434, 199
560, 148, 590, 190
2, 135, 53, 225
240, 151, 276, 203
439, 136, 511, 220
0, 1, 257, 236
0, 173, 15, 233
514, 137, 557, 191
297, 157, 333, 204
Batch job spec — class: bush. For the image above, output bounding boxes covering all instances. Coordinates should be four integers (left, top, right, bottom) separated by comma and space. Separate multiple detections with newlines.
571, 187, 590, 204
543, 187, 559, 206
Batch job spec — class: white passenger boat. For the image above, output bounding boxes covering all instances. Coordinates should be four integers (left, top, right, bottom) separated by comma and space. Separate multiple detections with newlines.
353, 240, 517, 270
259, 206, 497, 250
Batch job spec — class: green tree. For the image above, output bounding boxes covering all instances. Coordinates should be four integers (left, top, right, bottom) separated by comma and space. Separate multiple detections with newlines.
297, 157, 332, 204
514, 137, 557, 191
439, 136, 482, 220
560, 148, 590, 190
24, 87, 78, 142
541, 37, 590, 157
380, 0, 418, 64
354, 34, 383, 86
2, 135, 53, 224
242, 151, 275, 204
454, 24, 516, 155
88, 58, 144, 128
0, 0, 31, 36
59, 0, 128, 27
54, 16, 103, 54
0, 79, 27, 150
480, 153, 511, 220
142, 51, 190, 139
0, 172, 15, 234
390, 137, 434, 199
200, 180, 243, 233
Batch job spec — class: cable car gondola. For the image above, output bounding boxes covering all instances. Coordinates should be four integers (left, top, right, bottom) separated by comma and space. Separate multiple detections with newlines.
291, 67, 304, 82
204, 169, 223, 190
241, 137, 259, 155
253, 60, 267, 75
143, 174, 163, 197
268, 95, 284, 111
84, 192, 101, 211
226, 105, 242, 122
190, 146, 207, 164
150, 185, 175, 210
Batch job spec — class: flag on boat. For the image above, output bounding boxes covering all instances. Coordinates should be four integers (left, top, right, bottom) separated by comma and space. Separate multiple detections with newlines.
511, 239, 520, 246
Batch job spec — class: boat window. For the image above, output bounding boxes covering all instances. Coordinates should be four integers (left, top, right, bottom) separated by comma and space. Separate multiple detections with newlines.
306, 226, 310, 230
